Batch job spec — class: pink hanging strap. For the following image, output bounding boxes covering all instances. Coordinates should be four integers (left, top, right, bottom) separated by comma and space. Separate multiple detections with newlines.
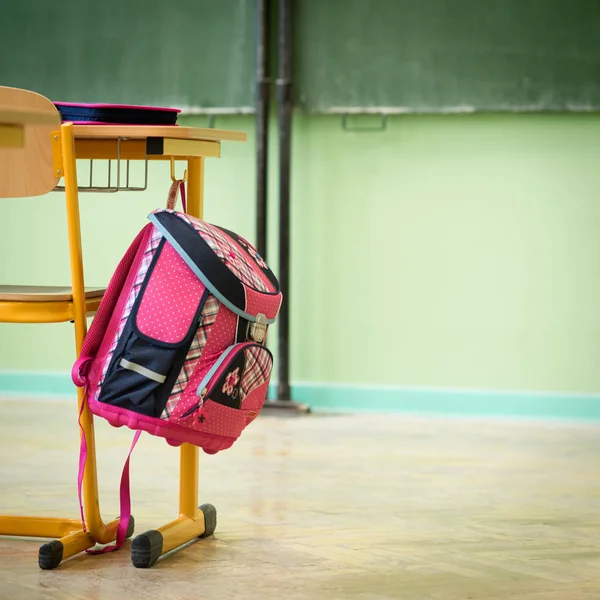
77, 411, 141, 554
86, 430, 141, 554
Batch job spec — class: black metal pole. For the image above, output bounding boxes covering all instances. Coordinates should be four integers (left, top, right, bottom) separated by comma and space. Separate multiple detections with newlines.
262, 0, 309, 412
276, 0, 292, 402
255, 0, 270, 259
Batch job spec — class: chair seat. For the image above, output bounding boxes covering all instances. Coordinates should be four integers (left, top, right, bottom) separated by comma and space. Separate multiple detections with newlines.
0, 285, 105, 302
0, 286, 105, 323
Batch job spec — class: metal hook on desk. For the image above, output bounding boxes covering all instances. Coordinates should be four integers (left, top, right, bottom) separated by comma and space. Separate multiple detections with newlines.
170, 157, 188, 182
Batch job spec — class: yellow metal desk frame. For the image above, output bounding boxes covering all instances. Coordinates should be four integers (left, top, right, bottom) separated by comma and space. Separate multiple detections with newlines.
0, 96, 246, 569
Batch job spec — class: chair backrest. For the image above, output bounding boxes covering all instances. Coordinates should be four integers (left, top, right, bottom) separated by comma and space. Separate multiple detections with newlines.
0, 86, 61, 198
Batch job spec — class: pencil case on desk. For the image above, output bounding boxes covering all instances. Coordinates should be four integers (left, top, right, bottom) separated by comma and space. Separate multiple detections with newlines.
53, 102, 180, 125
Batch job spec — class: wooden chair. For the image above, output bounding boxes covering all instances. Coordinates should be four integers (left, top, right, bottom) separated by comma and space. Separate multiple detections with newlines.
0, 85, 129, 568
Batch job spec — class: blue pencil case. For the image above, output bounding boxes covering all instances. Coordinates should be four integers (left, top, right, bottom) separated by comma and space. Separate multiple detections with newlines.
53, 102, 181, 125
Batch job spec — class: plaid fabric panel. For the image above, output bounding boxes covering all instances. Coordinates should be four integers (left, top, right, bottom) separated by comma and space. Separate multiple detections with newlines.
95, 228, 163, 399
160, 294, 220, 419
240, 346, 273, 401
171, 211, 270, 293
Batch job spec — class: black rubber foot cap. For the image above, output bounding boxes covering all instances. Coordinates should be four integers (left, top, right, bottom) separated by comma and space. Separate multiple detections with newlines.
131, 530, 163, 568
111, 514, 135, 539
199, 503, 217, 538
38, 540, 64, 570
126, 515, 135, 539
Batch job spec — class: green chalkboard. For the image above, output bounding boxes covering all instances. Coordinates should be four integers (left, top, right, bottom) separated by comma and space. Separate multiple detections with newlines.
0, 0, 256, 111
293, 0, 600, 113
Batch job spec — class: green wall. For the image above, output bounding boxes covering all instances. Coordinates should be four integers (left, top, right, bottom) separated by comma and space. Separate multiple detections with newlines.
2, 113, 600, 408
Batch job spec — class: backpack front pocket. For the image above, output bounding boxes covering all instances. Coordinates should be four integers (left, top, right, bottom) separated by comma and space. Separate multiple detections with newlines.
173, 342, 273, 438
97, 331, 189, 417
97, 239, 209, 417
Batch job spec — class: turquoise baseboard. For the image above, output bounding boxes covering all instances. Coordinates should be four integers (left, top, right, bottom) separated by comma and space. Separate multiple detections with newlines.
0, 371, 76, 397
1, 371, 600, 421
273, 383, 600, 421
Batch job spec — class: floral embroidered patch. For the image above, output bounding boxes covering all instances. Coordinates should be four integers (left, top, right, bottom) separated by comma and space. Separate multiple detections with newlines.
222, 367, 240, 396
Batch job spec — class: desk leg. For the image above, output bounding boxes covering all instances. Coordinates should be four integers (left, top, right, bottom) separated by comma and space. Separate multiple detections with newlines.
179, 156, 204, 520
37, 123, 134, 569
186, 156, 204, 218
130, 156, 218, 568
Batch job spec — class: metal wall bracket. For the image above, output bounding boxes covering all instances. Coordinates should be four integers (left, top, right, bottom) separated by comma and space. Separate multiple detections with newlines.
341, 113, 388, 132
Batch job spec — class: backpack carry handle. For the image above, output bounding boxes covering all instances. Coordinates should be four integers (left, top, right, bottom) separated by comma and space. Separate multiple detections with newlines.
167, 157, 187, 213
166, 179, 187, 213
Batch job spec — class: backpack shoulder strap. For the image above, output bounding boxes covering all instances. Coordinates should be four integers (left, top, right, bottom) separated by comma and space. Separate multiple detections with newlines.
72, 223, 154, 386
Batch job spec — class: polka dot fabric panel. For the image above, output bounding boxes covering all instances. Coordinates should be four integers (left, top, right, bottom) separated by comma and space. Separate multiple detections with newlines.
136, 242, 206, 344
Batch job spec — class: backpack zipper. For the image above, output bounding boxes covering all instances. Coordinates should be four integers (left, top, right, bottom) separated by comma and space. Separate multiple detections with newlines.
180, 342, 255, 418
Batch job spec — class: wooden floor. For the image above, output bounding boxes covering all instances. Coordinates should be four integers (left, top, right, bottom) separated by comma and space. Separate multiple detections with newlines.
1, 398, 600, 599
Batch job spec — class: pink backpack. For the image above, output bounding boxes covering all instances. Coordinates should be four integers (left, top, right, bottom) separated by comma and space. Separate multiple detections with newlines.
72, 182, 281, 551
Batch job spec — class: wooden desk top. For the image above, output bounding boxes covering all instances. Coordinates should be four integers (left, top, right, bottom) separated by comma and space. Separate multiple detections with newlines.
72, 124, 247, 142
